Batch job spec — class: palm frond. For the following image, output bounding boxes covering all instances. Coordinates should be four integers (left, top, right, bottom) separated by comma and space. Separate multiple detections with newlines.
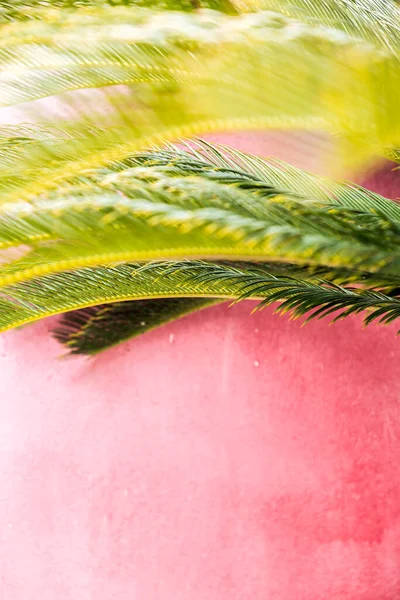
0, 138, 396, 349
1, 167, 400, 291
0, 5, 396, 200
0, 262, 240, 332
125, 139, 400, 221
0, 260, 399, 339
138, 260, 400, 328
257, 0, 400, 56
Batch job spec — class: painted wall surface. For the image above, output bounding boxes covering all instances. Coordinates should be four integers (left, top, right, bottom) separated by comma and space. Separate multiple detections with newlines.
0, 133, 399, 599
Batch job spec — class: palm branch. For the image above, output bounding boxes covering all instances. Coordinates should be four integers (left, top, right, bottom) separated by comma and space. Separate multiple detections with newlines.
0, 0, 399, 354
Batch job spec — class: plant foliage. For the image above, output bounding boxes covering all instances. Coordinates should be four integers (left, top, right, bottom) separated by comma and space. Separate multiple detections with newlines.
0, 0, 398, 353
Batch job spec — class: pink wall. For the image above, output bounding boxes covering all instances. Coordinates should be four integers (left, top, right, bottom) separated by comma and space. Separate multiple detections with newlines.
1, 133, 399, 599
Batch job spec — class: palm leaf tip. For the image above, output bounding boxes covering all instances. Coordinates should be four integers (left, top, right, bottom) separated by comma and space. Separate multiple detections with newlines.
149, 261, 400, 331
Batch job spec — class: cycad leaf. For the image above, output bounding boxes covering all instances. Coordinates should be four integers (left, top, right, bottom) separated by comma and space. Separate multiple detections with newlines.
53, 297, 220, 355
0, 5, 397, 200
0, 262, 242, 332
1, 138, 398, 255
0, 143, 398, 345
54, 259, 400, 357
1, 260, 400, 341
257, 0, 400, 56
139, 260, 400, 329
0, 171, 400, 289
127, 139, 400, 221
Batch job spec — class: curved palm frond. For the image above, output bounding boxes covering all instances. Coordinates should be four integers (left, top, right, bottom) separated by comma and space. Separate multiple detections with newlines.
154, 260, 400, 327
0, 164, 400, 291
4, 0, 400, 51
0, 3, 396, 205
257, 0, 400, 56
1, 260, 400, 350
0, 142, 397, 349
125, 139, 400, 220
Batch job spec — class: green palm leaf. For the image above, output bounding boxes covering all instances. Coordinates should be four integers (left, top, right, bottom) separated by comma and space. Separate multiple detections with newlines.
126, 139, 400, 220
1, 261, 400, 346
1, 167, 400, 291
0, 143, 397, 348
154, 260, 400, 327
